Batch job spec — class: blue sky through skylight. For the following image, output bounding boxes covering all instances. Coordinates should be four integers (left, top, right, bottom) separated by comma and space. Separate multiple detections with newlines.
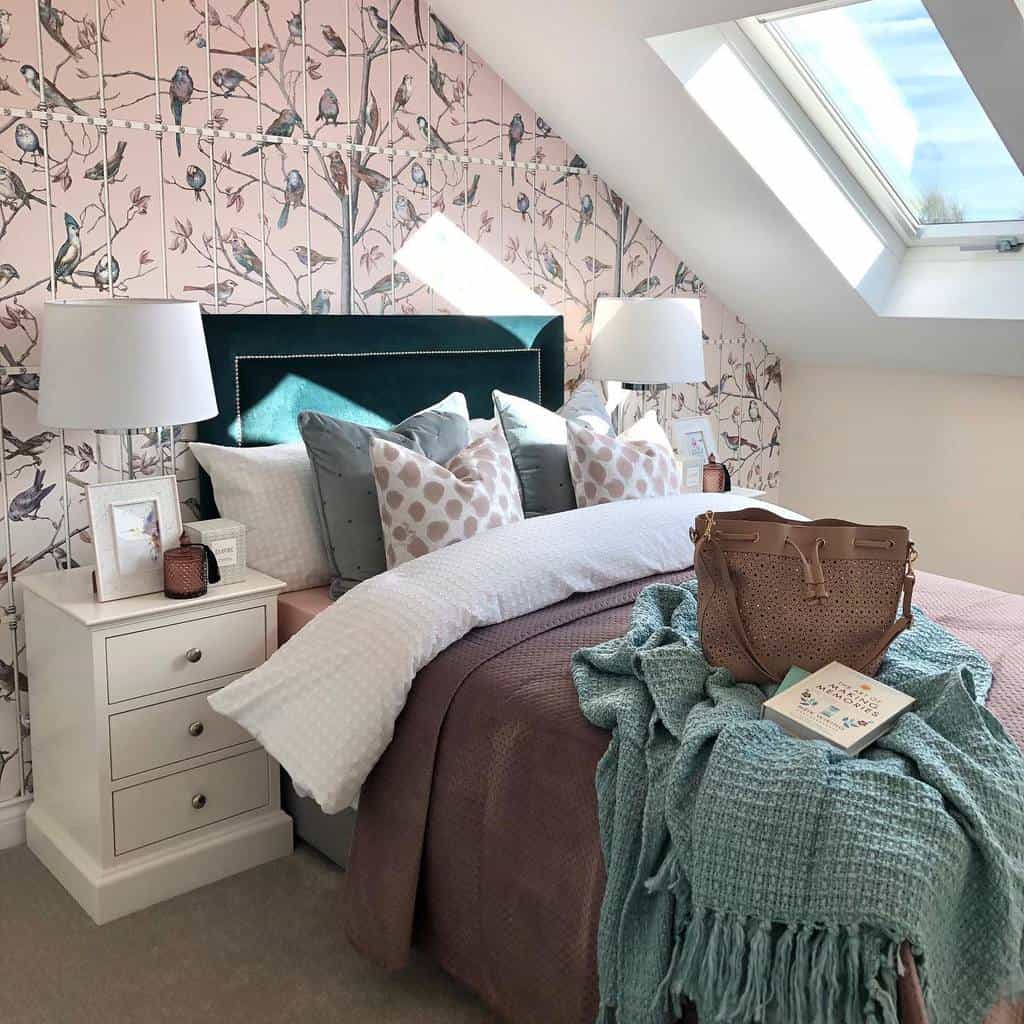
775, 0, 1024, 224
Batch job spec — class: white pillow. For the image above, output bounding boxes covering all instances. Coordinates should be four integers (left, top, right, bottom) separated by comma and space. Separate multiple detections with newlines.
190, 442, 332, 592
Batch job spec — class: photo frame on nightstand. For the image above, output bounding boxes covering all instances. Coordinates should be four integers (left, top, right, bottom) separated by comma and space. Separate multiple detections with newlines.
86, 476, 182, 601
672, 416, 717, 493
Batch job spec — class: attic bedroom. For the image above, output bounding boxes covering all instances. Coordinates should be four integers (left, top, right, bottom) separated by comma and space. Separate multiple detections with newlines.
0, 1, 1021, 1022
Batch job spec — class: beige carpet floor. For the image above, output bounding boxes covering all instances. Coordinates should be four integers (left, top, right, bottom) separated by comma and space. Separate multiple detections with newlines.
0, 841, 497, 1024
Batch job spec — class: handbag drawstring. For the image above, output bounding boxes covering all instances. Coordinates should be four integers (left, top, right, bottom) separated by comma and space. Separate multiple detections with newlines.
785, 535, 830, 603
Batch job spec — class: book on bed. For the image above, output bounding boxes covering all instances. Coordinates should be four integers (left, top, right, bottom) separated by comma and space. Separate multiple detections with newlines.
762, 661, 915, 755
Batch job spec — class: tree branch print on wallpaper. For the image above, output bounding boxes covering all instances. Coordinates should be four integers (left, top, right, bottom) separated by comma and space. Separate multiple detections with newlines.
0, 0, 781, 803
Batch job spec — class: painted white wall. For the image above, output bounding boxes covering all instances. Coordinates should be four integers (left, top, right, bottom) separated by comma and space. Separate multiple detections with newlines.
435, 0, 1024, 375
781, 364, 1024, 594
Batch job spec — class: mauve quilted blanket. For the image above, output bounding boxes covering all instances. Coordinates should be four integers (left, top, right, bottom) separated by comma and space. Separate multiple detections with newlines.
345, 570, 1024, 1024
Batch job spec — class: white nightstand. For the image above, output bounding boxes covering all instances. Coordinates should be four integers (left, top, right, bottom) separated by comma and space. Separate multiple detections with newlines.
731, 487, 767, 499
21, 567, 293, 924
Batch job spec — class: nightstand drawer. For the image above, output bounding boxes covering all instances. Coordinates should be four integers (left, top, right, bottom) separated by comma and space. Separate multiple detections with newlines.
106, 606, 266, 703
112, 749, 270, 855
109, 687, 253, 780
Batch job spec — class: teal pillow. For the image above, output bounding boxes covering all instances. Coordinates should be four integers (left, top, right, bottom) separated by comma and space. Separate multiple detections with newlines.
299, 393, 469, 594
493, 382, 613, 518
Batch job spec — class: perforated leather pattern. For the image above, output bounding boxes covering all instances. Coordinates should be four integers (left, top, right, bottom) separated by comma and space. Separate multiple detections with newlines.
699, 550, 905, 681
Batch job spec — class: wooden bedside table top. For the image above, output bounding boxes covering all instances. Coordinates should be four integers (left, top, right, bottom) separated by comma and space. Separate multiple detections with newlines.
21, 566, 285, 628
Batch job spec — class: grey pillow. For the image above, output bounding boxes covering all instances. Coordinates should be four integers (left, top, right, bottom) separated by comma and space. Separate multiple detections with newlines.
298, 393, 470, 594
493, 382, 613, 518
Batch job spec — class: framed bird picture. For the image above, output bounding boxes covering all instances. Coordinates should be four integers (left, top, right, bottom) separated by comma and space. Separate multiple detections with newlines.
672, 416, 717, 494
86, 476, 182, 602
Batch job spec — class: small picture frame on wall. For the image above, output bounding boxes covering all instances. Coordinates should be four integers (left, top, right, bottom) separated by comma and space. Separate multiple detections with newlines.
672, 416, 717, 494
86, 476, 182, 602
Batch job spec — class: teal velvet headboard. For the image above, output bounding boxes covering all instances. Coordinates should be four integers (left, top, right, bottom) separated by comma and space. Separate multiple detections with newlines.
196, 313, 564, 514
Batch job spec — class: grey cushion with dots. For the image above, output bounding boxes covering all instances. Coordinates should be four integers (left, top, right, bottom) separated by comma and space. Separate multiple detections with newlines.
492, 382, 614, 518
298, 393, 470, 596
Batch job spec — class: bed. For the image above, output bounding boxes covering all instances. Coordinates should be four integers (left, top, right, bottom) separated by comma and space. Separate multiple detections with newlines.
197, 314, 1024, 1024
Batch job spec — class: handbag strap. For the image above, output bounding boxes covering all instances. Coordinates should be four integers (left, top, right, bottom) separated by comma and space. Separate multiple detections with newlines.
695, 526, 917, 684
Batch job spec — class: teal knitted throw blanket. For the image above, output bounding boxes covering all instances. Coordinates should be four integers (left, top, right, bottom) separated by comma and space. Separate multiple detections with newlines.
572, 582, 1024, 1024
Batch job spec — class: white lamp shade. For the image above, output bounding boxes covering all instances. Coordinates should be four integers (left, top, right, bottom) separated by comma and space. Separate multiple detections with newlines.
39, 299, 218, 429
588, 297, 705, 385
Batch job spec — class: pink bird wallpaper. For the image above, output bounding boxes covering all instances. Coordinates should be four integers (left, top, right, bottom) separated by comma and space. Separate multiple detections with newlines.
0, 0, 781, 801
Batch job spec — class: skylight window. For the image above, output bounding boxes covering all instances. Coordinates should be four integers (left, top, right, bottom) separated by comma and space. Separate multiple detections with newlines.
763, 0, 1024, 228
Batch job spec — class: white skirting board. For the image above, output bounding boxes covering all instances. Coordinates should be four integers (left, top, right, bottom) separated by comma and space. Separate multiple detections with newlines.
0, 798, 28, 850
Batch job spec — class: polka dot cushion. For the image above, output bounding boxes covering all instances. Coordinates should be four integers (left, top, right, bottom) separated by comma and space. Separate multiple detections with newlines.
566, 418, 682, 507
371, 425, 524, 568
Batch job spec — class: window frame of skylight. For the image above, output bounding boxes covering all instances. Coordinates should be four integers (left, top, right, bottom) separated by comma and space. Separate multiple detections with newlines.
740, 3, 1024, 248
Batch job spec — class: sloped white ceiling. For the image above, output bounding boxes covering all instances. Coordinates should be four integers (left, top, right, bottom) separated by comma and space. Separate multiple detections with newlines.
436, 0, 1024, 374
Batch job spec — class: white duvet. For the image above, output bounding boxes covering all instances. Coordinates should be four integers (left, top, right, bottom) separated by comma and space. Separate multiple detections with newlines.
209, 493, 795, 813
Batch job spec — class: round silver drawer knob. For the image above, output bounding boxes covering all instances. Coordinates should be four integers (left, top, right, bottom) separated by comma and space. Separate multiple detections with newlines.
191, 793, 207, 810
188, 721, 204, 737
185, 648, 203, 664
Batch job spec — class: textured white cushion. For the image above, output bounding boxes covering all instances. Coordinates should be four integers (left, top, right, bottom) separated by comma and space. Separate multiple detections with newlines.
190, 442, 331, 592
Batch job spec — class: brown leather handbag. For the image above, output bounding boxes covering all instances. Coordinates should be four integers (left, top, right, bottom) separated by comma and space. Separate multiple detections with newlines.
690, 508, 917, 685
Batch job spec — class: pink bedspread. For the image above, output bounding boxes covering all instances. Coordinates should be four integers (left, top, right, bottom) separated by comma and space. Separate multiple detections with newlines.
277, 586, 332, 644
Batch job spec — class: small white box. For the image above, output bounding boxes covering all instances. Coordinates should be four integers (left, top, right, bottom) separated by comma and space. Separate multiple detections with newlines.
184, 518, 247, 584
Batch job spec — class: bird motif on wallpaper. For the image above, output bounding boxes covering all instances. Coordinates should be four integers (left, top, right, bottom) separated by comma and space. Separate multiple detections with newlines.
354, 163, 390, 196
3, 427, 57, 466
14, 123, 44, 165
226, 230, 262, 278
0, 264, 18, 287
52, 212, 82, 285
292, 246, 336, 272
169, 66, 193, 158
9, 468, 55, 521
317, 88, 339, 126
539, 244, 563, 282
186, 164, 208, 202
327, 150, 348, 196
365, 6, 410, 50
515, 192, 530, 219
553, 153, 587, 186
624, 275, 658, 297
209, 43, 275, 66
0, 10, 12, 53
416, 115, 454, 154
583, 256, 611, 276
277, 169, 305, 229
84, 139, 127, 181
507, 113, 524, 184
0, 656, 28, 703
674, 261, 702, 294
38, 0, 78, 60
429, 58, 449, 109
740, 361, 758, 398
393, 73, 413, 116
184, 279, 236, 303
574, 193, 593, 243
429, 12, 463, 53
0, 165, 43, 210
243, 108, 301, 156
393, 194, 422, 233
311, 288, 332, 315
363, 92, 380, 140
453, 173, 479, 208
321, 24, 345, 55
286, 8, 302, 43
409, 161, 427, 195
20, 64, 85, 114
92, 253, 119, 289
212, 68, 249, 97
536, 116, 552, 138
764, 356, 782, 392
361, 271, 408, 300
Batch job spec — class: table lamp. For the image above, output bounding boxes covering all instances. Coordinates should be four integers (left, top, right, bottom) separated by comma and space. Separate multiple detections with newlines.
39, 299, 218, 479
588, 296, 705, 429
